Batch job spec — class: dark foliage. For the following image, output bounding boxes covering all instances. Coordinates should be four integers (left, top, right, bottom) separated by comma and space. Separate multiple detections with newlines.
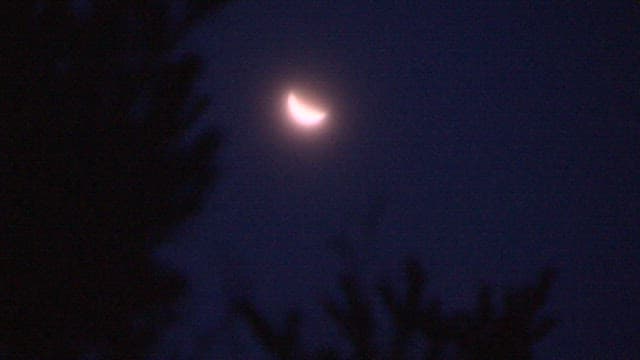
237, 259, 556, 359
1, 1, 225, 358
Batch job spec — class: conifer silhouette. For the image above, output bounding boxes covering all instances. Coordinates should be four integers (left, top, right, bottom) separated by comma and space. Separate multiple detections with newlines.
2, 1, 226, 358
237, 259, 556, 359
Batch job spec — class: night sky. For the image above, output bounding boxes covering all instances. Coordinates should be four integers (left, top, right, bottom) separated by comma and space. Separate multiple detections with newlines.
156, 2, 639, 358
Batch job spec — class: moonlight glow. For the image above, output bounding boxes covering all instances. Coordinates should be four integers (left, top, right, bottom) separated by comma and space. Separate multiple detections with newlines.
287, 92, 326, 127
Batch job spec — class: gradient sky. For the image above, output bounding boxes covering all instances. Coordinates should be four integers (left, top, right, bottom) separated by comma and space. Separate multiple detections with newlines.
157, 2, 639, 358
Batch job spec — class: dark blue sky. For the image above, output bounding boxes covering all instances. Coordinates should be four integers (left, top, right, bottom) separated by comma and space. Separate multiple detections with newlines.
158, 2, 639, 358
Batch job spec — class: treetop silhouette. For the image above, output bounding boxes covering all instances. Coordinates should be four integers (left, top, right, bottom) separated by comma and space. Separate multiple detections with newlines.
237, 258, 556, 359
2, 1, 226, 358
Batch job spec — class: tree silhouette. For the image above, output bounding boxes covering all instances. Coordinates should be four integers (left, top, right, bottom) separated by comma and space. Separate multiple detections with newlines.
2, 1, 226, 358
236, 258, 556, 359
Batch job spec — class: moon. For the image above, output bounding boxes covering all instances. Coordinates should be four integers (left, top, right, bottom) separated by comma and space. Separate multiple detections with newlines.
287, 92, 326, 127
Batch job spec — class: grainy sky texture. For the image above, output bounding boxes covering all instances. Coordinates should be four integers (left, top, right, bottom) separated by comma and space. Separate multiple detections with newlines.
158, 2, 640, 358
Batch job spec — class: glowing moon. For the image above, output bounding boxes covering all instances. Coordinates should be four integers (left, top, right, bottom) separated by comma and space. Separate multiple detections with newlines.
287, 92, 326, 127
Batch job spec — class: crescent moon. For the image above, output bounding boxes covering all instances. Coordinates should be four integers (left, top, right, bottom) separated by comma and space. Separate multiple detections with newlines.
287, 92, 326, 127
